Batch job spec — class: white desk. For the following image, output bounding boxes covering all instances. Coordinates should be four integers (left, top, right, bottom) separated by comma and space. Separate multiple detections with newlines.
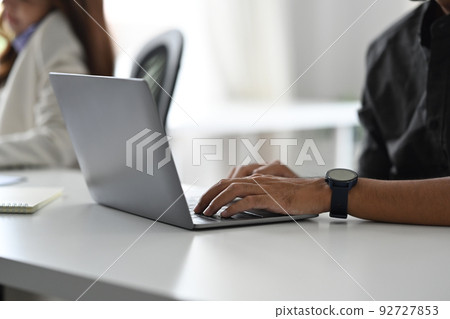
1, 169, 449, 300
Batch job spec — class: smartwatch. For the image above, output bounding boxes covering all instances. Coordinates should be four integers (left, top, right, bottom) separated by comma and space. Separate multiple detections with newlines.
325, 168, 358, 219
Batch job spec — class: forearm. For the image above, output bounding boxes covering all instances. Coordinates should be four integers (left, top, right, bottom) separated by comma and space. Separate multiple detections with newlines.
348, 178, 450, 226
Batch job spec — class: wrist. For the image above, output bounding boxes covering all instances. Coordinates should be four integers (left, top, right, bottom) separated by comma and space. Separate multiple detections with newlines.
291, 178, 331, 215
316, 177, 332, 213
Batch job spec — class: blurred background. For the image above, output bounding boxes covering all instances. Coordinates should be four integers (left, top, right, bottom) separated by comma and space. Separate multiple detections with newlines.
105, 0, 420, 186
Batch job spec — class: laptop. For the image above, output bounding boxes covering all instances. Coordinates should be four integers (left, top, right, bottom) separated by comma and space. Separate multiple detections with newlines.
49, 73, 317, 230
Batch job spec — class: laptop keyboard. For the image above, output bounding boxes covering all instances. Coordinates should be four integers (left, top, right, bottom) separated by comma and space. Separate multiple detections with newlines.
188, 198, 230, 223
187, 197, 272, 224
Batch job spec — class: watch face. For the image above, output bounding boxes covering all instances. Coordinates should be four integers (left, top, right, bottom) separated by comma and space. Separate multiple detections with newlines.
327, 168, 358, 182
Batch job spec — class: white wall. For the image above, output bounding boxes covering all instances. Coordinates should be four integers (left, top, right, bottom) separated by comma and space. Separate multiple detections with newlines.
105, 0, 420, 103
104, 0, 225, 110
206, 0, 420, 101
285, 0, 420, 100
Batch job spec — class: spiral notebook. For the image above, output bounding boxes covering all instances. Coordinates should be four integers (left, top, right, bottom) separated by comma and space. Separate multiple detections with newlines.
0, 187, 63, 214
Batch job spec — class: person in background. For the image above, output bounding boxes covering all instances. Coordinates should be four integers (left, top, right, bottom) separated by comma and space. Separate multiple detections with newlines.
0, 0, 113, 169
0, 0, 114, 301
194, 0, 450, 226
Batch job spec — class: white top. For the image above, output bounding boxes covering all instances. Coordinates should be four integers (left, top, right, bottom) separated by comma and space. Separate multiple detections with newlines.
0, 11, 87, 168
0, 169, 449, 300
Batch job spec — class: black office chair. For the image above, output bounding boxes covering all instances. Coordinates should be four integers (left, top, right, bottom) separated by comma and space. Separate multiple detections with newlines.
131, 29, 183, 128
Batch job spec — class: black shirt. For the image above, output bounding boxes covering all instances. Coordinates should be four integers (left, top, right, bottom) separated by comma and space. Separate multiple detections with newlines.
358, 0, 450, 180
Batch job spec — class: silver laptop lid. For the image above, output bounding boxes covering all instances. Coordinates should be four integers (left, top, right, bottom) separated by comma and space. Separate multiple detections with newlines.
50, 73, 194, 229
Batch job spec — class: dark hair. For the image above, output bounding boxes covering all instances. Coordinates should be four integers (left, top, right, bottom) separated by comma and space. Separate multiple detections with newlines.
55, 0, 114, 76
0, 0, 114, 83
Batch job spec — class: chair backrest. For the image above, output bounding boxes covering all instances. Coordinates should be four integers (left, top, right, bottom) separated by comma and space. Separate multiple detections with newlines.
130, 29, 183, 128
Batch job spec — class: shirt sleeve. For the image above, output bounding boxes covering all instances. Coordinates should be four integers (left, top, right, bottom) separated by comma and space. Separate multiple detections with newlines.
358, 100, 391, 179
357, 44, 392, 180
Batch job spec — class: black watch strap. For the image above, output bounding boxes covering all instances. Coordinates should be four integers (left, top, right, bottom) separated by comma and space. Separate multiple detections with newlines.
329, 186, 349, 219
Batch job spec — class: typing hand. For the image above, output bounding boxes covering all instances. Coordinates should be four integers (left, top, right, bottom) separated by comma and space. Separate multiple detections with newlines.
227, 161, 298, 178
194, 175, 330, 218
